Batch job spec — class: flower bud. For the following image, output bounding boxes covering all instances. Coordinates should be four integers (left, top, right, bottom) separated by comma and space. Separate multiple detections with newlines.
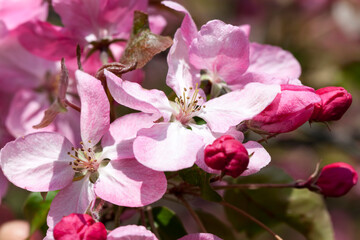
246, 84, 321, 134
204, 135, 249, 178
310, 86, 352, 122
310, 162, 358, 197
53, 213, 107, 240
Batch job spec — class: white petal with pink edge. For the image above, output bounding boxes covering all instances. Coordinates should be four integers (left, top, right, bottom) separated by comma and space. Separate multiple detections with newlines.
76, 70, 110, 148
95, 158, 166, 207
108, 225, 157, 240
133, 122, 204, 171
242, 141, 271, 176
106, 70, 173, 121
0, 132, 74, 192
198, 83, 281, 133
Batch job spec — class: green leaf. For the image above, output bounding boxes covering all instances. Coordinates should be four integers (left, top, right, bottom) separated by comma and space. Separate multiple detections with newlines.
224, 167, 334, 240
23, 191, 58, 235
152, 206, 187, 240
196, 210, 236, 240
120, 11, 173, 69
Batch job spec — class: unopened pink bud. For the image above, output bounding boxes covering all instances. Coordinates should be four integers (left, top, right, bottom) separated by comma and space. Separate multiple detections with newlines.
246, 84, 321, 134
53, 213, 107, 240
310, 86, 352, 122
204, 135, 249, 178
313, 162, 358, 197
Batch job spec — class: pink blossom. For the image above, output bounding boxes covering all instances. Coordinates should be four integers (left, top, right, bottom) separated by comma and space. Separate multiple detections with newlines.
107, 225, 158, 240
1, 70, 167, 229
178, 233, 222, 240
105, 66, 279, 171
53, 213, 107, 240
16, 0, 166, 74
246, 84, 321, 134
310, 86, 352, 122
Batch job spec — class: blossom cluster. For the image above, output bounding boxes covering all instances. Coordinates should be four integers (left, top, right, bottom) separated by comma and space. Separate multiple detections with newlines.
0, 0, 356, 239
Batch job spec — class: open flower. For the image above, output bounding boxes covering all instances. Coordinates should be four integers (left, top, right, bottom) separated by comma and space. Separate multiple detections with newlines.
1, 70, 167, 229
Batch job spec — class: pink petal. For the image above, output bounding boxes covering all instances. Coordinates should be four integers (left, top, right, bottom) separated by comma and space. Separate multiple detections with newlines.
161, 1, 197, 45
108, 225, 157, 240
47, 178, 96, 228
198, 83, 281, 133
133, 122, 204, 171
178, 233, 222, 240
5, 90, 55, 138
149, 14, 167, 35
0, 0, 48, 30
189, 20, 249, 85
0, 168, 9, 203
53, 0, 147, 41
0, 33, 58, 92
0, 21, 7, 37
122, 69, 144, 84
101, 113, 157, 160
236, 43, 302, 87
17, 21, 79, 61
76, 70, 110, 148
105, 70, 173, 121
242, 141, 271, 176
0, 132, 74, 192
166, 29, 199, 97
95, 158, 166, 207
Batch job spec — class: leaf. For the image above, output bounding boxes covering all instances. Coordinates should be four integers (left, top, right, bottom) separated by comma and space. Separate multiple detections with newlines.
152, 206, 187, 240
120, 11, 173, 69
224, 167, 334, 240
196, 210, 236, 240
179, 166, 222, 202
23, 191, 58, 235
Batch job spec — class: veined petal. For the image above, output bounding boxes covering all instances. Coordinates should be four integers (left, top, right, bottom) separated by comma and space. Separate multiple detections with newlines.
166, 29, 199, 97
47, 178, 96, 228
101, 113, 157, 160
76, 70, 110, 148
95, 158, 166, 207
133, 122, 204, 171
105, 70, 173, 121
161, 1, 197, 45
108, 225, 157, 240
0, 132, 74, 192
189, 20, 249, 84
242, 141, 271, 176
198, 83, 281, 133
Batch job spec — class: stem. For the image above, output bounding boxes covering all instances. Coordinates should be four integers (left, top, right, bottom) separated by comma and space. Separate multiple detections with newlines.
213, 182, 302, 190
221, 201, 283, 240
65, 99, 81, 112
146, 206, 160, 239
139, 208, 147, 227
178, 196, 207, 233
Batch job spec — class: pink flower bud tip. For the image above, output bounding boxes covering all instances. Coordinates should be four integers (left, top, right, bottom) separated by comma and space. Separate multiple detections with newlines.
314, 162, 358, 197
204, 135, 249, 178
54, 213, 107, 240
311, 86, 352, 122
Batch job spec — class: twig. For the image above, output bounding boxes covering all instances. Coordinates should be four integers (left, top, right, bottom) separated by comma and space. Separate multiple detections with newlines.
139, 208, 147, 227
221, 201, 283, 240
146, 206, 160, 239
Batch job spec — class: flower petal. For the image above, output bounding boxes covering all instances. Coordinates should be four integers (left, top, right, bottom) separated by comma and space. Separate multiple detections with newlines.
189, 20, 249, 84
76, 70, 110, 148
242, 141, 271, 176
95, 158, 166, 207
105, 70, 173, 121
47, 178, 96, 228
108, 225, 157, 240
133, 122, 204, 171
0, 132, 74, 192
179, 233, 222, 240
101, 113, 157, 160
198, 83, 281, 133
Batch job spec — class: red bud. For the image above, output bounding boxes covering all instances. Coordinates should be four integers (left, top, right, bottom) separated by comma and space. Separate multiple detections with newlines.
53, 213, 107, 240
312, 162, 358, 197
310, 86, 352, 122
204, 135, 249, 178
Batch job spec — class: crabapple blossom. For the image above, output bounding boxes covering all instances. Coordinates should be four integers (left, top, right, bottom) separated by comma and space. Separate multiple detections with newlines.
310, 86, 352, 122
245, 84, 321, 134
1, 70, 167, 230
